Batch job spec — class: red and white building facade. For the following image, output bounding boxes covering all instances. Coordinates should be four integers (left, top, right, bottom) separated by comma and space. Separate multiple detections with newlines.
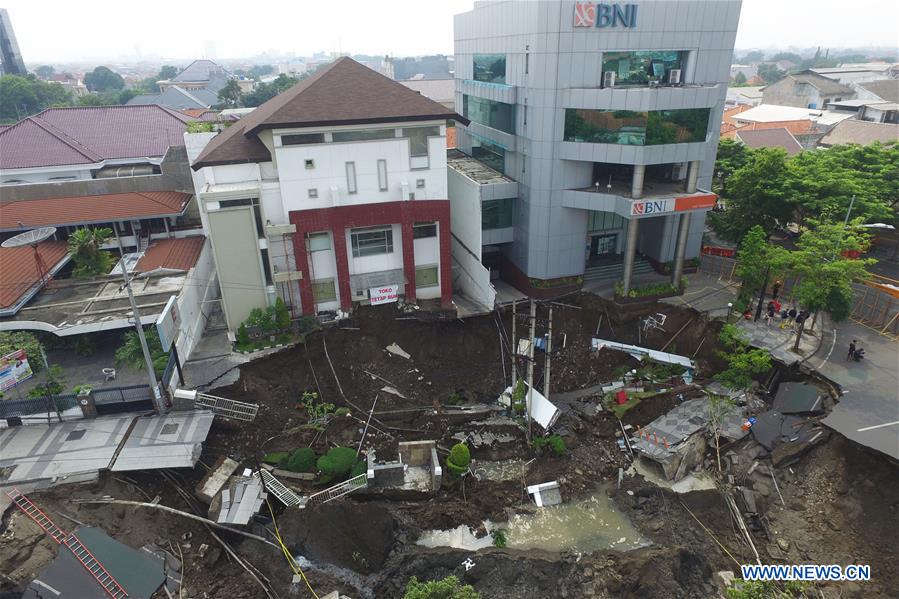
187, 58, 463, 330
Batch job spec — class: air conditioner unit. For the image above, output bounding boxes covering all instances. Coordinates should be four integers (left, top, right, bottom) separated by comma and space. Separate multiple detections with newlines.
668, 69, 682, 85
602, 71, 616, 88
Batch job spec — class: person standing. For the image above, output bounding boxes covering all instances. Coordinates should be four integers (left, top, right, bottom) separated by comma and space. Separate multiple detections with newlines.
847, 339, 857, 361
766, 302, 775, 326
772, 280, 782, 300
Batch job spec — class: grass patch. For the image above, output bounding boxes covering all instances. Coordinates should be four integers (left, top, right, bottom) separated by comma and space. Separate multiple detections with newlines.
262, 451, 289, 465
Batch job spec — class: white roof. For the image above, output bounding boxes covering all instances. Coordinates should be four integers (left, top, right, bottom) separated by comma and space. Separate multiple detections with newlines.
734, 104, 856, 127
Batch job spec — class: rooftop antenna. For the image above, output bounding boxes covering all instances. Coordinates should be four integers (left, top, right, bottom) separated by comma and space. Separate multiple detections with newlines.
2, 226, 58, 289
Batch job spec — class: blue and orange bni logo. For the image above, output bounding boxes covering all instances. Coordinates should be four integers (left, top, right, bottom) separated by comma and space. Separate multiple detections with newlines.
574, 2, 638, 28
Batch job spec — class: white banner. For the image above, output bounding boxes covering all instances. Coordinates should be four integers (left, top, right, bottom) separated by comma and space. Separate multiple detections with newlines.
369, 285, 399, 305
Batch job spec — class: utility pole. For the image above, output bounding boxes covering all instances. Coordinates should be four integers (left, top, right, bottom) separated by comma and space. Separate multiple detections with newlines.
543, 306, 553, 401
526, 299, 536, 444
510, 300, 518, 389
843, 194, 856, 225
113, 223, 165, 413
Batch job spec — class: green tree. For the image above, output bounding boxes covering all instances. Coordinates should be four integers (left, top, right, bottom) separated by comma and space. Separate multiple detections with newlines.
715, 324, 772, 390
316, 446, 358, 479
158, 65, 179, 80
757, 63, 785, 83
735, 50, 765, 63
706, 393, 735, 472
0, 331, 46, 372
787, 143, 896, 228
769, 52, 803, 65
403, 576, 480, 599
240, 74, 298, 107
286, 447, 317, 473
248, 64, 275, 79
274, 297, 291, 330
709, 148, 792, 242
0, 74, 72, 121
734, 225, 790, 314
732, 71, 747, 85
35, 65, 55, 79
115, 328, 168, 375
67, 227, 115, 278
446, 443, 471, 475
713, 138, 752, 196
789, 219, 875, 350
27, 365, 67, 423
84, 66, 125, 92
217, 78, 242, 108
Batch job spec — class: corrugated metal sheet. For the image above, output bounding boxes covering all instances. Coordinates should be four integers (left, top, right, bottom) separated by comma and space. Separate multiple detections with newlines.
0, 240, 69, 309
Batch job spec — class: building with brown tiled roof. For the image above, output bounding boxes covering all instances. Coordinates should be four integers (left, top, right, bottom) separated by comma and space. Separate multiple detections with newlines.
818, 120, 899, 148
761, 71, 855, 109
186, 57, 465, 329
734, 128, 803, 155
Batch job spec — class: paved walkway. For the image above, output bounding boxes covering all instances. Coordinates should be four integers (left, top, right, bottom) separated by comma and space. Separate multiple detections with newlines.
736, 316, 820, 365
662, 272, 739, 317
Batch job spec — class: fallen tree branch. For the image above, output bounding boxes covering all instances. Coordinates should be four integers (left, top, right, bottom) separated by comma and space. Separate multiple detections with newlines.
72, 499, 277, 547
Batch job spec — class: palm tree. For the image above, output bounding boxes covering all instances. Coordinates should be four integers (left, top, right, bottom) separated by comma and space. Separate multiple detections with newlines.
67, 227, 115, 277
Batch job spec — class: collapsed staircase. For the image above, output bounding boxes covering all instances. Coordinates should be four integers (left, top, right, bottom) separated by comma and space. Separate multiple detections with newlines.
255, 470, 367, 509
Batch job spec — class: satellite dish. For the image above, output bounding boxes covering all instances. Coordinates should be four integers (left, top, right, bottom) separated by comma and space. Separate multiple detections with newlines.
2, 226, 57, 248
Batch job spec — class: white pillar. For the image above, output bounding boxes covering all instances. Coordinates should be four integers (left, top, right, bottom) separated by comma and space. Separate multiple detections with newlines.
631, 164, 646, 199
671, 213, 692, 287
622, 218, 640, 294
686, 160, 700, 193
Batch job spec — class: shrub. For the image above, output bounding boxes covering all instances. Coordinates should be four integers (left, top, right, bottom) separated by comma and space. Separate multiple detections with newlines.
286, 448, 317, 473
186, 121, 216, 133
510, 379, 526, 414
403, 575, 480, 599
491, 529, 507, 548
70, 336, 96, 357
262, 451, 288, 465
446, 443, 470, 475
316, 447, 358, 479
236, 323, 250, 346
615, 280, 682, 299
350, 460, 367, 478
0, 331, 46, 373
335, 407, 351, 417
274, 297, 291, 330
115, 328, 168, 376
533, 434, 566, 455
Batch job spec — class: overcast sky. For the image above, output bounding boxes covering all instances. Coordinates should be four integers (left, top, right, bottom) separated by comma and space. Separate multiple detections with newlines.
5, 0, 898, 64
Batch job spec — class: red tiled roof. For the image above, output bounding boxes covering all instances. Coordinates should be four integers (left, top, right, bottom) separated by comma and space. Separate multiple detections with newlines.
0, 105, 194, 169
193, 57, 466, 169
135, 236, 205, 272
0, 191, 191, 232
0, 241, 69, 309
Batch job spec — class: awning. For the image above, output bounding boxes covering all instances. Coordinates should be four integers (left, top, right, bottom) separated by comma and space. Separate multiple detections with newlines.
0, 191, 191, 232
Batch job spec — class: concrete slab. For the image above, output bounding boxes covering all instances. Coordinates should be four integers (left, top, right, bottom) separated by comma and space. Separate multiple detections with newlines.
736, 317, 820, 365
112, 411, 214, 471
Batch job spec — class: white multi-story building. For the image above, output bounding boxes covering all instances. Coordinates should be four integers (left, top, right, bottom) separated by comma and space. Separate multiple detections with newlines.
187, 58, 462, 330
450, 0, 742, 297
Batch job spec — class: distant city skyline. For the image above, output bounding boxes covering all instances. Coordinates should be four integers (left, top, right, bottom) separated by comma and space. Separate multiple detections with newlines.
4, 0, 898, 65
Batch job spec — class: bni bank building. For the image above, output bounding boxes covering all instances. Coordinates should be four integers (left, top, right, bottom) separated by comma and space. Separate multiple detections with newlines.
450, 0, 741, 300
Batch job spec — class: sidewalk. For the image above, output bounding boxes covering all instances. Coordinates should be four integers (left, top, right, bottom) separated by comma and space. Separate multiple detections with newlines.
736, 316, 820, 365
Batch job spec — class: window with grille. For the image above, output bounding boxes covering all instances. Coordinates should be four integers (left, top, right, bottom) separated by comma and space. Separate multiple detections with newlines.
416, 265, 439, 288
312, 279, 337, 302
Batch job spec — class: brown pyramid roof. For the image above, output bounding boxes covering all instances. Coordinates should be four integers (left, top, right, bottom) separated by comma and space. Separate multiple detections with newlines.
193, 57, 465, 169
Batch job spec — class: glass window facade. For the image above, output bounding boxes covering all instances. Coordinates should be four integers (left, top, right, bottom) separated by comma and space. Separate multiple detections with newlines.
463, 95, 516, 134
413, 223, 437, 239
282, 133, 325, 146
563, 108, 710, 146
471, 137, 505, 172
473, 54, 507, 84
482, 198, 514, 230
312, 279, 337, 302
307, 232, 330, 252
601, 51, 686, 86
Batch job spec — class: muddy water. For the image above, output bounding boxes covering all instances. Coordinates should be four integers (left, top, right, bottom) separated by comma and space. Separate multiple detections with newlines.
417, 487, 647, 554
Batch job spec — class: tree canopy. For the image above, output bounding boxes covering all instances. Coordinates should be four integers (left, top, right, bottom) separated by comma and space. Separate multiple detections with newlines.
0, 74, 71, 121
757, 63, 784, 83
35, 65, 55, 79
710, 141, 898, 243
84, 66, 125, 92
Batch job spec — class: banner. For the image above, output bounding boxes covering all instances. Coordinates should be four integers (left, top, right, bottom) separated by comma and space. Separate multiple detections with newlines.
369, 285, 399, 305
0, 349, 34, 391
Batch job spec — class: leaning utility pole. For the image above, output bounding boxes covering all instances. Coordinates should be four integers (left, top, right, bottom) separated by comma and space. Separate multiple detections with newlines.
113, 223, 165, 413
543, 306, 553, 401
511, 300, 518, 389
526, 299, 536, 444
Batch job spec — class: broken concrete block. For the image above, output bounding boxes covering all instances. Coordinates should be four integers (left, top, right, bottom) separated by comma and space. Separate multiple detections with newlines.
385, 343, 411, 359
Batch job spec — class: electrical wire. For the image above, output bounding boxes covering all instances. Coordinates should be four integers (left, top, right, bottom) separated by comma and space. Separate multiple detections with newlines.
264, 498, 320, 599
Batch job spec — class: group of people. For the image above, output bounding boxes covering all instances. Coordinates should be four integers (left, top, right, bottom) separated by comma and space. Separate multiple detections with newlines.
764, 298, 808, 330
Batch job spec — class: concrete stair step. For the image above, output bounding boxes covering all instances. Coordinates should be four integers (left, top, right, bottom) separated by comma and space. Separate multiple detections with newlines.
583, 260, 654, 281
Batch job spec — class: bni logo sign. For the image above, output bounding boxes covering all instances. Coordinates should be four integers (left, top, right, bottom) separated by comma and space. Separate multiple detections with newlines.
574, 3, 638, 28
631, 199, 673, 216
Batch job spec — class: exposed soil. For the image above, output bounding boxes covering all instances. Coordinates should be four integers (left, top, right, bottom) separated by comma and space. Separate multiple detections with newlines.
3, 293, 897, 599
